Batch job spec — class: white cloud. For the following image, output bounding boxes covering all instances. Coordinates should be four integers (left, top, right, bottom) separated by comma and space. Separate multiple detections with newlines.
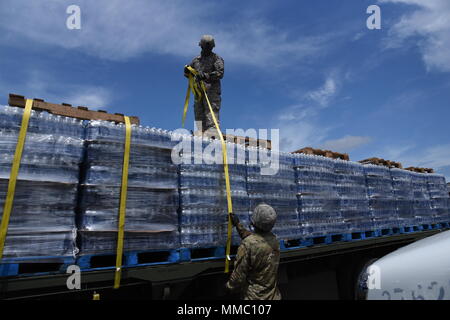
64, 88, 111, 109
381, 0, 450, 72
306, 76, 337, 107
321, 135, 372, 153
378, 143, 450, 180
274, 73, 340, 152
0, 0, 328, 67
276, 111, 331, 152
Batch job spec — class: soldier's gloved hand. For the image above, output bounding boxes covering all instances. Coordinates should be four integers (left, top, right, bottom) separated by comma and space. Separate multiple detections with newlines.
196, 71, 209, 81
202, 72, 210, 81
230, 212, 240, 227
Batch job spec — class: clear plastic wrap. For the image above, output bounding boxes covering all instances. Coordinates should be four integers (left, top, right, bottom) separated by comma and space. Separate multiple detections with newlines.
390, 168, 415, 226
2, 230, 77, 258
426, 173, 450, 223
334, 160, 371, 232
0, 106, 85, 138
247, 150, 299, 240
78, 120, 180, 254
179, 139, 251, 247
294, 154, 346, 236
0, 180, 77, 233
362, 164, 398, 229
78, 230, 179, 255
0, 105, 84, 258
180, 164, 247, 191
411, 172, 433, 222
86, 120, 177, 150
79, 186, 178, 231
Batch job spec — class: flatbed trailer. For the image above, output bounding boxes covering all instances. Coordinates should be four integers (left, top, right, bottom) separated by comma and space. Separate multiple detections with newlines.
0, 228, 446, 300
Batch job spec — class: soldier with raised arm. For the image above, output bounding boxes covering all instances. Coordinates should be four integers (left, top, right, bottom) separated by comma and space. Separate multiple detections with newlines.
226, 204, 282, 300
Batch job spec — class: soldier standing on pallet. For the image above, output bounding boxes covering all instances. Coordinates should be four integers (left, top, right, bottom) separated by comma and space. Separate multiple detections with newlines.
226, 204, 282, 300
184, 35, 224, 133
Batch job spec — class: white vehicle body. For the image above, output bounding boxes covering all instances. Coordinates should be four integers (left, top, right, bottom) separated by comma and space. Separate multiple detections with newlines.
366, 230, 450, 300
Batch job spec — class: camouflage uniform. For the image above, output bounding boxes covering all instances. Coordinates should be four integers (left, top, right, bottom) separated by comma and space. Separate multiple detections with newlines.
226, 222, 282, 300
188, 52, 224, 131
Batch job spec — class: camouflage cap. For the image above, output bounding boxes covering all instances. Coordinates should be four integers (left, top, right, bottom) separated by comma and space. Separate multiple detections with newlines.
251, 204, 277, 232
199, 35, 215, 47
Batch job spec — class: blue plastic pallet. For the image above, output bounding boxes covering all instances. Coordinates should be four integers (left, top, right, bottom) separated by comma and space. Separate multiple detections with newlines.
399, 225, 422, 234
420, 223, 439, 231
300, 233, 350, 247
179, 246, 231, 262
377, 227, 402, 237
0, 255, 75, 277
280, 238, 313, 250
439, 222, 450, 229
76, 249, 179, 271
348, 230, 378, 241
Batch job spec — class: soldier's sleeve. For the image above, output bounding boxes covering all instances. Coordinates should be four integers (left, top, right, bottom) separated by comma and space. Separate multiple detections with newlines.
209, 56, 224, 80
187, 57, 199, 71
235, 222, 252, 240
226, 243, 250, 292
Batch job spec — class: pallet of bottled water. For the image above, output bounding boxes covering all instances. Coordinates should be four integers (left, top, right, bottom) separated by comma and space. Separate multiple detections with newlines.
179, 137, 251, 248
411, 171, 434, 225
335, 160, 372, 234
0, 105, 84, 259
427, 173, 450, 224
248, 149, 300, 241
362, 164, 399, 230
294, 154, 347, 237
78, 120, 180, 255
390, 168, 415, 227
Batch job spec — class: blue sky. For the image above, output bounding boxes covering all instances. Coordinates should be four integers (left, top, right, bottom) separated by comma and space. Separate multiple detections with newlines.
0, 0, 449, 179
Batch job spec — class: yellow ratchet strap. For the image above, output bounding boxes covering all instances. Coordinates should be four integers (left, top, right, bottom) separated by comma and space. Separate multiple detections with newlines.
198, 81, 234, 273
0, 99, 33, 260
183, 66, 234, 273
114, 116, 132, 289
182, 65, 202, 127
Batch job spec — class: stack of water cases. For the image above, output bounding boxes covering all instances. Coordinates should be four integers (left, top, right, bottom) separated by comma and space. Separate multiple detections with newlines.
363, 164, 398, 230
295, 154, 346, 237
0, 106, 84, 258
79, 121, 179, 254
179, 137, 249, 247
426, 173, 450, 224
247, 149, 299, 240
411, 172, 433, 225
448, 183, 450, 214
390, 168, 415, 227
334, 160, 371, 233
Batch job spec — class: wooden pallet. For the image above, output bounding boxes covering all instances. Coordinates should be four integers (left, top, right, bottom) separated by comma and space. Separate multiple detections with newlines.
293, 147, 350, 160
200, 130, 272, 150
404, 167, 434, 173
8, 93, 140, 125
359, 157, 403, 168
229, 134, 272, 150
